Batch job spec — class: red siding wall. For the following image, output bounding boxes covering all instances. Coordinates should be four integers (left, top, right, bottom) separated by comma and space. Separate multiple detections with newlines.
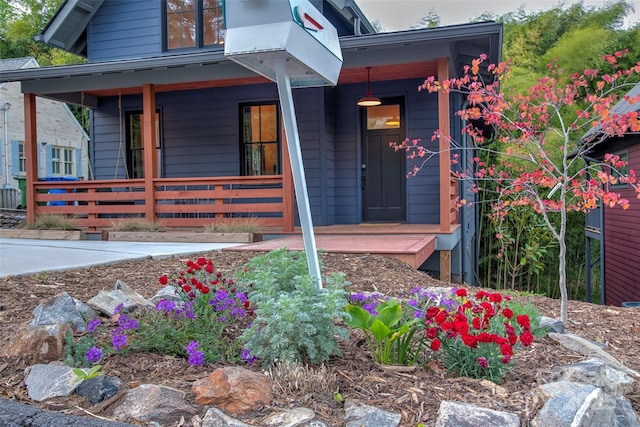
603, 142, 640, 306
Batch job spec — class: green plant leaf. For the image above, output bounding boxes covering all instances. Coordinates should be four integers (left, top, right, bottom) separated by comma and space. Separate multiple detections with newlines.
343, 304, 371, 329
376, 301, 402, 329
368, 318, 392, 342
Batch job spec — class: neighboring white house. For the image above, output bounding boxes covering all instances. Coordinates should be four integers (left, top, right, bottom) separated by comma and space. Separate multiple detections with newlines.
0, 57, 89, 207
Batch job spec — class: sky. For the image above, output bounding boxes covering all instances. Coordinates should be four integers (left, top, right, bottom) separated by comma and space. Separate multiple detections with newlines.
357, 0, 640, 31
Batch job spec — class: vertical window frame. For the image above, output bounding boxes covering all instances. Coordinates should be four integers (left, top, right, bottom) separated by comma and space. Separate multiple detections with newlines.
164, 0, 224, 51
18, 142, 26, 174
239, 102, 281, 176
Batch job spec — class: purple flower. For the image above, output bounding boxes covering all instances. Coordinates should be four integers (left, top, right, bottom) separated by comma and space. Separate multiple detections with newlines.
188, 350, 205, 366
241, 348, 258, 364
87, 318, 101, 333
362, 303, 378, 315
156, 299, 176, 312
112, 333, 128, 351
230, 307, 246, 318
113, 303, 125, 315
85, 346, 103, 364
122, 317, 139, 330
186, 341, 199, 353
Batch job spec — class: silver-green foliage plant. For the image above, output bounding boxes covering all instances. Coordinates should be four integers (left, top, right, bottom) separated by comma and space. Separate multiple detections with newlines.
237, 248, 349, 367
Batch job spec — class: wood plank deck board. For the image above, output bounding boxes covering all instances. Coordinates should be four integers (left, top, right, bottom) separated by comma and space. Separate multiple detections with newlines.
229, 234, 437, 269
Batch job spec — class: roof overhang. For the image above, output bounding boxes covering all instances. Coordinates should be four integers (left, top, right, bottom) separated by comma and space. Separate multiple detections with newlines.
1, 22, 502, 108
35, 0, 104, 57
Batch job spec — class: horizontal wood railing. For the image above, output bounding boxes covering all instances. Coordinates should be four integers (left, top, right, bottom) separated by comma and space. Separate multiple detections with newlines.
32, 176, 288, 229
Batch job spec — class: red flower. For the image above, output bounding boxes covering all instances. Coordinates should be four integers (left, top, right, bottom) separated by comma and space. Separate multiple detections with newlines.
504, 322, 515, 335
472, 317, 483, 330
158, 275, 168, 285
243, 300, 251, 308
520, 330, 534, 347
197, 257, 207, 266
426, 327, 438, 339
201, 286, 210, 294
205, 263, 214, 274
186, 260, 194, 267
476, 290, 490, 300
489, 293, 502, 303
182, 285, 192, 293
455, 288, 467, 297
441, 321, 453, 331
462, 334, 477, 348
426, 307, 441, 319
500, 343, 513, 356
477, 332, 492, 343
516, 315, 531, 330
191, 277, 198, 285
430, 338, 441, 351
508, 333, 517, 345
502, 355, 511, 364
454, 320, 469, 335
502, 308, 514, 319
434, 311, 447, 325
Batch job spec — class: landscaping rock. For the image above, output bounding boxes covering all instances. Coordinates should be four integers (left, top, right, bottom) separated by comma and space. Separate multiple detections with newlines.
192, 366, 273, 415
344, 399, 401, 427
31, 291, 86, 332
201, 407, 254, 427
539, 316, 565, 334
551, 358, 635, 395
0, 397, 136, 426
434, 400, 520, 427
548, 333, 640, 378
77, 374, 122, 405
25, 363, 82, 402
0, 323, 69, 363
150, 285, 182, 305
114, 280, 153, 308
73, 297, 99, 322
529, 381, 639, 427
113, 383, 199, 425
262, 407, 316, 426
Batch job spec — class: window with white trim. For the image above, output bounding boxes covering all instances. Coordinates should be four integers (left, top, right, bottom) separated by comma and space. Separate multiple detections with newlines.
18, 142, 26, 174
51, 146, 74, 176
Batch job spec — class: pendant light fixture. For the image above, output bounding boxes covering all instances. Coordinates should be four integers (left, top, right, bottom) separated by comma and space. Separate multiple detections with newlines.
357, 67, 381, 107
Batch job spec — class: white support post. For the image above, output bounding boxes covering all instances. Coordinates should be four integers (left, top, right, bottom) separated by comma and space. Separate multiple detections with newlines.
274, 60, 323, 289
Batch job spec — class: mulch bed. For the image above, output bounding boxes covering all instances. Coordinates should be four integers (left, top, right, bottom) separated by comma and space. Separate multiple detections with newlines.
1, 250, 639, 426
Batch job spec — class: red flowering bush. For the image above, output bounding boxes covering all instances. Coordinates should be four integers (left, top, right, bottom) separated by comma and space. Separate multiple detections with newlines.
424, 288, 539, 384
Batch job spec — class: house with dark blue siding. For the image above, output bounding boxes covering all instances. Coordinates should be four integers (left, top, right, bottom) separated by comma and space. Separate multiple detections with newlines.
0, 0, 502, 284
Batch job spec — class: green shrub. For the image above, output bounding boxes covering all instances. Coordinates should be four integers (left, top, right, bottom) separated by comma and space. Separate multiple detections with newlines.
237, 249, 349, 367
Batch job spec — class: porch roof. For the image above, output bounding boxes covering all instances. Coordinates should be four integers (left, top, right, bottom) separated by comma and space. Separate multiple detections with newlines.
0, 22, 502, 108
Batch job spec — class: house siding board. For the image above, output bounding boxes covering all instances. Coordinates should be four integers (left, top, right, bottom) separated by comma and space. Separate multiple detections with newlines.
89, 0, 161, 62
603, 142, 640, 306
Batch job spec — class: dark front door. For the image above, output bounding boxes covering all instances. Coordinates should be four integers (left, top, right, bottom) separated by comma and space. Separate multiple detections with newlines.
361, 99, 406, 222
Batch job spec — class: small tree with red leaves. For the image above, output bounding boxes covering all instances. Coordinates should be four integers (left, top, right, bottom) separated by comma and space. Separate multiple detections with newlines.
394, 51, 640, 325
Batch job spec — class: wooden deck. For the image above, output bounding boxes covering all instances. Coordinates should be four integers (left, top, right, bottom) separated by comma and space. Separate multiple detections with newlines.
230, 224, 452, 268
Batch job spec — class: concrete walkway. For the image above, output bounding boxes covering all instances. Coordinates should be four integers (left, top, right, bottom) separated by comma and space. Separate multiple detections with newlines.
0, 238, 241, 278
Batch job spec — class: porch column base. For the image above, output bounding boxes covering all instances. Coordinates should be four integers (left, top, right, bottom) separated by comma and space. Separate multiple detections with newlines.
440, 250, 451, 283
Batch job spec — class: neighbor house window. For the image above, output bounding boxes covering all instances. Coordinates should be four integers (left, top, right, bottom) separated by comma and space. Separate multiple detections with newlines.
50, 146, 74, 176
610, 151, 629, 188
18, 142, 26, 173
241, 103, 280, 176
125, 110, 162, 179
165, 0, 224, 50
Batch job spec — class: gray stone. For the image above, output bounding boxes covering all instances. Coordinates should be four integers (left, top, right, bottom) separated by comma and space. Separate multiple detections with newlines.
201, 407, 254, 427
263, 407, 316, 426
0, 397, 136, 426
552, 358, 635, 395
31, 291, 86, 332
435, 400, 520, 427
113, 383, 199, 425
344, 399, 401, 427
539, 316, 564, 334
73, 297, 99, 322
115, 280, 153, 308
25, 363, 82, 402
530, 381, 639, 427
77, 375, 122, 405
548, 333, 640, 378
149, 285, 182, 305
87, 289, 136, 316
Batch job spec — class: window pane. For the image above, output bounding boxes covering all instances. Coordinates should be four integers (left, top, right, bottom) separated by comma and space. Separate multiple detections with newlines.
203, 0, 224, 45
167, 0, 196, 49
367, 104, 400, 130
241, 103, 279, 175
